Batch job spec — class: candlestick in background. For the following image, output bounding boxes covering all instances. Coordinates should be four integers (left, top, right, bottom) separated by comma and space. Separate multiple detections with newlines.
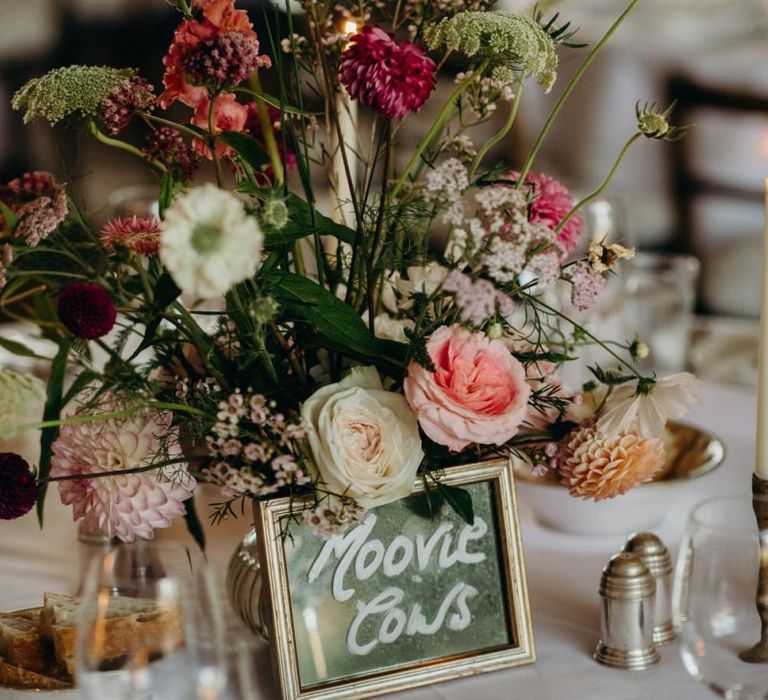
332, 20, 359, 227
757, 178, 768, 478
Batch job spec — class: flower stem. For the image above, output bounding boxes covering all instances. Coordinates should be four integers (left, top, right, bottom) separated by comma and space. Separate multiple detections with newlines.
138, 112, 202, 142
516, 0, 641, 186
469, 73, 526, 181
208, 96, 224, 187
555, 132, 641, 234
89, 122, 166, 172
42, 457, 189, 483
525, 292, 642, 377
390, 67, 483, 200
250, 72, 284, 185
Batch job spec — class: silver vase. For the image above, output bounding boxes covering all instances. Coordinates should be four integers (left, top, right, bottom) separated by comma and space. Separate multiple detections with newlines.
226, 529, 269, 640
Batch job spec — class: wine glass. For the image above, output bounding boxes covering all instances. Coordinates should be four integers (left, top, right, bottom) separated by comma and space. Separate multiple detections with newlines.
672, 496, 768, 699
76, 541, 227, 700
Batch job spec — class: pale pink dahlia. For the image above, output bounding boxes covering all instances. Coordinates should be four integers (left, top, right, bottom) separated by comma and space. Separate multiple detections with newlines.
510, 170, 582, 256
100, 215, 162, 255
340, 26, 436, 119
50, 407, 196, 542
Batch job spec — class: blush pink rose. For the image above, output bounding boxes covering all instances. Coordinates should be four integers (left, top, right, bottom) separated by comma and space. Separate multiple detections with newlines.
404, 325, 531, 452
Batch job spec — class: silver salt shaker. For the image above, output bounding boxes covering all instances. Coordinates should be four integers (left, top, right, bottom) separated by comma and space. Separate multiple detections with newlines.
622, 532, 675, 645
594, 553, 659, 669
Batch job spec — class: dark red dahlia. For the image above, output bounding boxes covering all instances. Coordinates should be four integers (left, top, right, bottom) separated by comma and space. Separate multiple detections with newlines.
100, 77, 155, 136
0, 453, 38, 520
339, 26, 436, 119
57, 282, 117, 340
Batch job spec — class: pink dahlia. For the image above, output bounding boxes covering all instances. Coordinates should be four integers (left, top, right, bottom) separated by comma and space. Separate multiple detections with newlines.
100, 215, 162, 255
0, 453, 38, 520
340, 26, 436, 119
510, 170, 582, 256
50, 406, 196, 541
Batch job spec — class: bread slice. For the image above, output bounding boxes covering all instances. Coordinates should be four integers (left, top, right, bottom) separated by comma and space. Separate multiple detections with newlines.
0, 657, 72, 690
41, 593, 184, 677
0, 608, 54, 675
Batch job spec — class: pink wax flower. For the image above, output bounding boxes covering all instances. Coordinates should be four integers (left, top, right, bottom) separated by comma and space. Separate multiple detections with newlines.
50, 406, 196, 542
404, 325, 531, 452
509, 170, 582, 256
339, 26, 436, 119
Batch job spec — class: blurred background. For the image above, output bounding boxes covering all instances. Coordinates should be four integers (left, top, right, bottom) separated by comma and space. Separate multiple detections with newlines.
1, 0, 767, 383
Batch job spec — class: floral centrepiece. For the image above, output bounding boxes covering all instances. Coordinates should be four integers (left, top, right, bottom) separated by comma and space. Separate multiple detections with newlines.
0, 0, 697, 543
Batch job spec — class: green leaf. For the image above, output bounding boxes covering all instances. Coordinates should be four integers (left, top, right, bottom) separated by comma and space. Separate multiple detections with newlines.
0, 200, 17, 232
238, 186, 357, 246
436, 483, 474, 525
36, 339, 70, 525
265, 271, 406, 366
130, 272, 181, 360
158, 170, 183, 215
268, 195, 356, 245
61, 368, 99, 407
183, 497, 206, 552
233, 88, 318, 116
0, 336, 48, 360
403, 489, 444, 520
219, 130, 270, 171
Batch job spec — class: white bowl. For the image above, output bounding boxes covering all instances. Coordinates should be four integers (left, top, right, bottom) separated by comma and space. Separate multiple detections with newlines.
514, 422, 725, 536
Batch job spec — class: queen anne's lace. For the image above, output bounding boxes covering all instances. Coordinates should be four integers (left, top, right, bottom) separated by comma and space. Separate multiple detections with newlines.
13, 66, 136, 125
425, 11, 558, 90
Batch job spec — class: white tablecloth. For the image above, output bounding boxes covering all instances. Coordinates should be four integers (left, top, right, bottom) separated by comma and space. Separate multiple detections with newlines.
0, 380, 754, 699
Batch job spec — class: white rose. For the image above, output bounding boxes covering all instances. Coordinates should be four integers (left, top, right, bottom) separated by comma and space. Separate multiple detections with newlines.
302, 366, 424, 509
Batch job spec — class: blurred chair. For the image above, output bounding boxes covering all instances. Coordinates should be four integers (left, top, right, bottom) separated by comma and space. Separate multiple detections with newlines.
668, 40, 768, 317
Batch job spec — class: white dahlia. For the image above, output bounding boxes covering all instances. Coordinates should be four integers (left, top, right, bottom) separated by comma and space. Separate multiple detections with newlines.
159, 184, 263, 299
50, 406, 196, 542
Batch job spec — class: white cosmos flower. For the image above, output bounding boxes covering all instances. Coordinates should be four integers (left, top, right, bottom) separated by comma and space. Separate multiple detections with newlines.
160, 184, 263, 299
597, 372, 699, 438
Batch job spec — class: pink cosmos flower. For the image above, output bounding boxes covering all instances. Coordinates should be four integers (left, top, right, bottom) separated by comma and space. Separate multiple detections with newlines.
509, 170, 582, 256
100, 215, 162, 255
340, 26, 436, 119
50, 406, 196, 542
404, 325, 531, 452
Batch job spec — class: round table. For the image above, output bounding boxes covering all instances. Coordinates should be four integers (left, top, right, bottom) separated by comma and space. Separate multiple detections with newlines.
0, 380, 753, 699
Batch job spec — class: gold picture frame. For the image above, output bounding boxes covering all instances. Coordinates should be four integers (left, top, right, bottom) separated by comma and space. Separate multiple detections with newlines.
253, 459, 535, 700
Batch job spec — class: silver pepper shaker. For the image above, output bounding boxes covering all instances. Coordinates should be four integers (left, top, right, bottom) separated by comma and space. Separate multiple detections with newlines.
594, 553, 659, 669
622, 532, 675, 645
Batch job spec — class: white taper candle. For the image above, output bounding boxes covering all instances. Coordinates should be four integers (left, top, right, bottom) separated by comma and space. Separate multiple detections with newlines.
757, 178, 768, 478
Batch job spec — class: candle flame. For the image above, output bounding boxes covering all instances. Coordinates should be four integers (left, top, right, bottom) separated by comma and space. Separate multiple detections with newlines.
342, 20, 359, 35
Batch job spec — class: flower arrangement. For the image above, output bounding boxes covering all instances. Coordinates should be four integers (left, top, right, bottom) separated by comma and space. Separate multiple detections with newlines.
0, 0, 697, 542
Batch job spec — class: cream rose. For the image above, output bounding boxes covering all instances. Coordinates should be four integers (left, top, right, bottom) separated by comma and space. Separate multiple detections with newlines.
302, 366, 423, 509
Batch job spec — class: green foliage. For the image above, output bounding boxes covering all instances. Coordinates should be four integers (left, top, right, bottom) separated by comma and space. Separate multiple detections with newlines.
265, 271, 406, 371
36, 340, 70, 524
